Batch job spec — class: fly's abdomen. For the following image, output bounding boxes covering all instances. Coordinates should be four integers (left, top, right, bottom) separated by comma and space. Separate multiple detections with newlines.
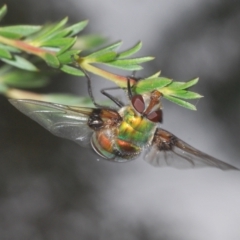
91, 129, 116, 160
91, 106, 157, 161
91, 127, 140, 161
116, 116, 156, 157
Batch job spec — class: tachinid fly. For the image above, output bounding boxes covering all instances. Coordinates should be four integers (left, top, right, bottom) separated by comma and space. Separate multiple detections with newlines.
9, 76, 238, 170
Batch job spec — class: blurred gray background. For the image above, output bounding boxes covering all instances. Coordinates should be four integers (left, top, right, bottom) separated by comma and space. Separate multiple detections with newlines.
1, 0, 240, 239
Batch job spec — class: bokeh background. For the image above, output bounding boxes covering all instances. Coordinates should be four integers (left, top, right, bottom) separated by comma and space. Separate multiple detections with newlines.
1, 0, 240, 239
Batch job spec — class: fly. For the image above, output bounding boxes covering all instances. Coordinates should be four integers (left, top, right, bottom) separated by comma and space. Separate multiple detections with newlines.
9, 73, 238, 170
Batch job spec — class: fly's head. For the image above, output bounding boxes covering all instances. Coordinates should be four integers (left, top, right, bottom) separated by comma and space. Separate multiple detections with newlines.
130, 90, 163, 123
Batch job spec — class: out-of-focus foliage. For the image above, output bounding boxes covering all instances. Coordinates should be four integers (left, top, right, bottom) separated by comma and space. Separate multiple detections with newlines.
0, 4, 201, 110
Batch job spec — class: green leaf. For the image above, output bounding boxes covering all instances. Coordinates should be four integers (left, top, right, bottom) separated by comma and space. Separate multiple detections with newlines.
87, 41, 122, 58
43, 53, 60, 68
30, 24, 53, 41
105, 62, 143, 71
118, 41, 142, 58
0, 43, 21, 53
145, 71, 161, 79
0, 5, 7, 22
133, 77, 172, 94
105, 56, 153, 70
2, 71, 49, 88
163, 95, 197, 110
56, 37, 77, 55
58, 49, 81, 64
0, 4, 7, 21
0, 25, 41, 37
47, 29, 70, 39
0, 47, 11, 59
0, 30, 22, 39
107, 56, 153, 66
166, 81, 184, 89
44, 17, 68, 36
1, 55, 38, 71
168, 78, 199, 90
43, 94, 93, 106
169, 90, 203, 99
36, 17, 68, 41
92, 51, 117, 62
0, 64, 11, 75
41, 37, 75, 48
0, 83, 8, 94
65, 20, 88, 37
60, 64, 85, 76
77, 35, 106, 50
179, 78, 199, 89
47, 20, 88, 40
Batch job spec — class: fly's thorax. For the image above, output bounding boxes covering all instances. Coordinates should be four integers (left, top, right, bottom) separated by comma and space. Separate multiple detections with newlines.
117, 105, 158, 147
118, 105, 158, 130
88, 108, 122, 131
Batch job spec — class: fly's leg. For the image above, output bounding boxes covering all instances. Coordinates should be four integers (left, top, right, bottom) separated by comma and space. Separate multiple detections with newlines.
102, 76, 139, 105
103, 72, 142, 104
83, 68, 129, 108
71, 58, 105, 108
129, 71, 141, 81
81, 68, 103, 108
102, 73, 142, 105
126, 71, 143, 100
81, 64, 139, 107
100, 87, 125, 107
127, 77, 133, 99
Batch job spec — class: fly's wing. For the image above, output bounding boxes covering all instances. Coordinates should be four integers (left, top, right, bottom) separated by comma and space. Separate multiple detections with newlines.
144, 128, 238, 170
9, 99, 94, 147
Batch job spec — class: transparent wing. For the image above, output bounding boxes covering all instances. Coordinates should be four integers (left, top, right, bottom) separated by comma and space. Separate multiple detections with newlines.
144, 128, 238, 170
9, 99, 95, 147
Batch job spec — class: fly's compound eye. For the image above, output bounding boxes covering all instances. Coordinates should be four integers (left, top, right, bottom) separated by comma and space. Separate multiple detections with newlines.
131, 95, 145, 113
147, 109, 163, 123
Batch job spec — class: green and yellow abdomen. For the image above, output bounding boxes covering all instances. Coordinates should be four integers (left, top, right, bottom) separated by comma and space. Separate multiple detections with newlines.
91, 106, 158, 161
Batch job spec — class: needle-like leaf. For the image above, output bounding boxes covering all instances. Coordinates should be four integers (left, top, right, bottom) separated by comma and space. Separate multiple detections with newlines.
0, 47, 11, 59
0, 5, 7, 23
0, 4, 203, 111
133, 77, 172, 94
164, 95, 197, 110
1, 55, 38, 71
60, 65, 85, 76
118, 41, 142, 58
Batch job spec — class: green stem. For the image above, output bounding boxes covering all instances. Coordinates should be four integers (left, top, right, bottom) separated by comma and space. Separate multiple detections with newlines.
0, 35, 55, 58
80, 60, 136, 88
